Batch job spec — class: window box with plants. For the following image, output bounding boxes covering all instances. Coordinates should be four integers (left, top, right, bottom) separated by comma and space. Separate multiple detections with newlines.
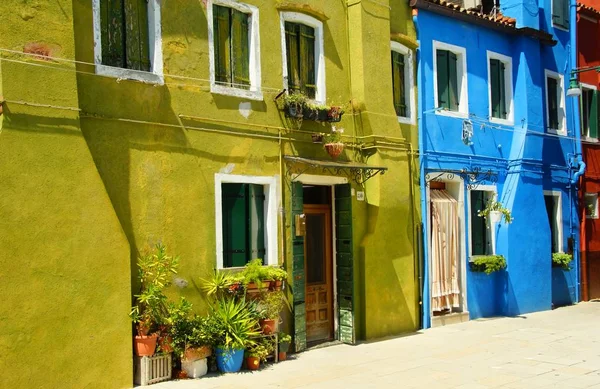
552, 252, 573, 270
280, 92, 344, 123
469, 254, 507, 274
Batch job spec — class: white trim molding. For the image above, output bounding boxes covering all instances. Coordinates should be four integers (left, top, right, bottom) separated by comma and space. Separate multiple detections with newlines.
391, 41, 416, 125
584, 192, 599, 219
486, 51, 514, 126
214, 173, 279, 269
544, 190, 564, 252
544, 69, 567, 135
432, 40, 469, 119
207, 0, 263, 101
279, 12, 326, 104
581, 82, 598, 141
92, 0, 164, 84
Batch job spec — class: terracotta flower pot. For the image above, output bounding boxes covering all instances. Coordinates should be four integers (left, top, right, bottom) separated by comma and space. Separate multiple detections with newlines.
246, 281, 270, 294
324, 142, 344, 159
259, 318, 278, 335
184, 345, 212, 361
278, 352, 287, 361
246, 356, 260, 370
134, 334, 158, 357
271, 280, 283, 291
158, 335, 174, 353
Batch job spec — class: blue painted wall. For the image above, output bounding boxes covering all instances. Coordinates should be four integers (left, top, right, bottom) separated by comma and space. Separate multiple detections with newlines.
414, 3, 579, 328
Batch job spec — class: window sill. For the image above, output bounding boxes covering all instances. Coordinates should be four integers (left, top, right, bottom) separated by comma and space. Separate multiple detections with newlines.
552, 24, 570, 32
582, 136, 599, 143
489, 117, 514, 126
547, 128, 567, 136
435, 109, 469, 119
468, 254, 496, 262
211, 84, 264, 101
397, 115, 415, 125
96, 64, 164, 85
586, 215, 599, 220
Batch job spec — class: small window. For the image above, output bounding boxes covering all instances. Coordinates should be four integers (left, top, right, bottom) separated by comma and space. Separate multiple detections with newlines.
434, 41, 467, 116
581, 87, 598, 139
552, 0, 570, 29
284, 21, 316, 99
436, 49, 459, 111
490, 59, 507, 119
585, 193, 598, 219
99, 0, 151, 71
545, 71, 565, 133
544, 192, 562, 253
213, 5, 250, 89
221, 183, 266, 268
391, 42, 414, 123
470, 190, 494, 256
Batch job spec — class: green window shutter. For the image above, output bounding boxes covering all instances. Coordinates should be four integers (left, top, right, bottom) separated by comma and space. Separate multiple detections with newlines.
335, 183, 355, 344
448, 52, 459, 111
231, 9, 250, 89
299, 24, 316, 99
470, 191, 487, 256
100, 0, 125, 68
285, 22, 301, 94
392, 51, 407, 117
490, 59, 500, 118
291, 181, 306, 352
436, 50, 449, 109
214, 5, 231, 85
553, 0, 568, 28
222, 183, 248, 268
547, 77, 559, 129
499, 62, 507, 119
124, 0, 150, 71
591, 90, 598, 139
248, 184, 266, 262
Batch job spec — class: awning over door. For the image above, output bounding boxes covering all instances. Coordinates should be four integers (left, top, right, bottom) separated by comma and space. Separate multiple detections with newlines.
284, 156, 388, 185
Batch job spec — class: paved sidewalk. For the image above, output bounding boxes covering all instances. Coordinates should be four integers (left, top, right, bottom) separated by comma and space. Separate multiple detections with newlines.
152, 302, 600, 389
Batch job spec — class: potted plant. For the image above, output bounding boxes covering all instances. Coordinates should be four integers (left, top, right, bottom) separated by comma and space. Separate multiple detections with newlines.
323, 126, 345, 159
266, 267, 287, 291
257, 291, 285, 334
328, 106, 344, 122
244, 338, 274, 371
552, 252, 573, 270
311, 133, 324, 143
278, 333, 292, 361
282, 92, 306, 118
241, 258, 271, 293
210, 297, 261, 373
469, 254, 507, 274
477, 198, 512, 224
130, 243, 179, 357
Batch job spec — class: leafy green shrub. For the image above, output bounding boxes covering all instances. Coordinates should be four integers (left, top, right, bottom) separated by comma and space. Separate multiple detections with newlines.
241, 258, 270, 286
552, 252, 573, 270
470, 255, 507, 275
265, 266, 287, 281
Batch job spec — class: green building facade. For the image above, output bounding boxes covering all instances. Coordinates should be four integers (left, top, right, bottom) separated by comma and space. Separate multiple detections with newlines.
0, 0, 420, 387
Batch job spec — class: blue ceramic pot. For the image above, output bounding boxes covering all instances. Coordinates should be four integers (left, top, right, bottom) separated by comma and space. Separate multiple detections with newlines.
216, 347, 244, 373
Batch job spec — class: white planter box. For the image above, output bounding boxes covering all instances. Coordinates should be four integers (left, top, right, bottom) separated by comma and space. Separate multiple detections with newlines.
182, 358, 208, 378
134, 353, 172, 386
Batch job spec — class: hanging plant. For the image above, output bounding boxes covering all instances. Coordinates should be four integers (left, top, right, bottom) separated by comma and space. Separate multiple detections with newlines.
477, 199, 512, 224
322, 127, 344, 159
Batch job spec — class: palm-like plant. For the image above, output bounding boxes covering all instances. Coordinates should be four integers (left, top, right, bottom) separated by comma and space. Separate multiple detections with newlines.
210, 297, 261, 350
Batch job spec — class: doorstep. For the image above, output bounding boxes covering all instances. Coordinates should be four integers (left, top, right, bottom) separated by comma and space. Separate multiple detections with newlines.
431, 311, 469, 328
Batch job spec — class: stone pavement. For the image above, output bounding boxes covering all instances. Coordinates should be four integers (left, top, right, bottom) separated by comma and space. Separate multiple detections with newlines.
151, 302, 600, 389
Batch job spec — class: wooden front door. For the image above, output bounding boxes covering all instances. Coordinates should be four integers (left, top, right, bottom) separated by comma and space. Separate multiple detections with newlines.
304, 204, 333, 344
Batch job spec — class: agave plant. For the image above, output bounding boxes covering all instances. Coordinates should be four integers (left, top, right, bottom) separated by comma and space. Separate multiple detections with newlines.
210, 297, 261, 350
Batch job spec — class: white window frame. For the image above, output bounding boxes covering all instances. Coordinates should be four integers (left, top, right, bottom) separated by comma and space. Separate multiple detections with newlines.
544, 190, 564, 253
92, 0, 164, 84
580, 82, 598, 141
468, 186, 498, 258
214, 174, 279, 269
280, 12, 326, 104
207, 0, 263, 101
486, 51, 514, 125
391, 41, 416, 125
585, 192, 599, 219
433, 40, 469, 118
545, 69, 566, 135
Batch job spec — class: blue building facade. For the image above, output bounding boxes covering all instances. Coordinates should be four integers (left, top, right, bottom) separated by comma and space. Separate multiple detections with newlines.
412, 0, 582, 328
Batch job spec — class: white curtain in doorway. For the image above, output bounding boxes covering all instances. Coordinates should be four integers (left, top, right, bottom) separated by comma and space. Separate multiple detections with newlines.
430, 190, 461, 312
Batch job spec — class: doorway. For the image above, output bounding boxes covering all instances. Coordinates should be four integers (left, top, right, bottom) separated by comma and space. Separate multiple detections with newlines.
303, 185, 334, 344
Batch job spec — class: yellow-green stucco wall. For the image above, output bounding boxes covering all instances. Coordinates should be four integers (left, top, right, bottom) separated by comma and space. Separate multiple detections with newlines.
0, 0, 420, 387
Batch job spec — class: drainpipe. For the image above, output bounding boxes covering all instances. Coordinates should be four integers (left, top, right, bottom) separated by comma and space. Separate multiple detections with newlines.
413, 9, 430, 329
569, 0, 584, 303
